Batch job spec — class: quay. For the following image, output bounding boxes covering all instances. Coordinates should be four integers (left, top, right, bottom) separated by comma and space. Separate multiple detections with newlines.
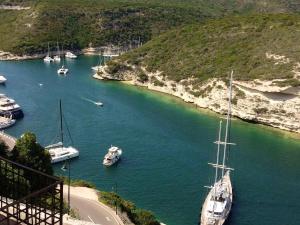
0, 131, 16, 151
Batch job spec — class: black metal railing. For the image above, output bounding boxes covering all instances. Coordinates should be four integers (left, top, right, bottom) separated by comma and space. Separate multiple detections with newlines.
0, 156, 63, 225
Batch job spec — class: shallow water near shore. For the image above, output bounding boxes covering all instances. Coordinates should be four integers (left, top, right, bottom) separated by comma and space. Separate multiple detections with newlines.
0, 56, 299, 225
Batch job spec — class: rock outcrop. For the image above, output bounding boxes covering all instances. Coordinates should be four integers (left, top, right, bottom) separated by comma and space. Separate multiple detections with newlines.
94, 65, 300, 133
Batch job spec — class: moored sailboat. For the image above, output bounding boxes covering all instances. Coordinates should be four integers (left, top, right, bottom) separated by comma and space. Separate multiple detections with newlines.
45, 100, 79, 163
200, 71, 235, 225
43, 42, 54, 63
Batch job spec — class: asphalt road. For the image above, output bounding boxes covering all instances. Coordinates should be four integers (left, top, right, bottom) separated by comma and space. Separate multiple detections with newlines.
63, 188, 121, 225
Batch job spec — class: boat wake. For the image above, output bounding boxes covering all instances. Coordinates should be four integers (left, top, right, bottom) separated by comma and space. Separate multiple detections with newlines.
81, 97, 103, 106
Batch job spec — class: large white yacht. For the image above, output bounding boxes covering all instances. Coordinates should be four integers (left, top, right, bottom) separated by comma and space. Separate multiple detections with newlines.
200, 72, 235, 225
65, 51, 77, 59
0, 95, 24, 119
103, 146, 122, 166
45, 142, 79, 163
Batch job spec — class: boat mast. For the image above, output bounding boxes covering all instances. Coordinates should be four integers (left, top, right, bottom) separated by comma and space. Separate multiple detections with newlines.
59, 99, 64, 145
214, 121, 222, 185
57, 41, 60, 57
221, 71, 233, 177
48, 42, 50, 57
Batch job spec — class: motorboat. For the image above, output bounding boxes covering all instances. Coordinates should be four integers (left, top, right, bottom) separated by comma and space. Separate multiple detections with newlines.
45, 142, 79, 163
57, 65, 68, 75
0, 75, 7, 84
0, 95, 24, 119
103, 146, 122, 166
65, 51, 77, 59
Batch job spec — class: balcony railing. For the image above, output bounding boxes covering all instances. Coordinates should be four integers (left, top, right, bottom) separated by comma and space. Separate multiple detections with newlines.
0, 156, 63, 225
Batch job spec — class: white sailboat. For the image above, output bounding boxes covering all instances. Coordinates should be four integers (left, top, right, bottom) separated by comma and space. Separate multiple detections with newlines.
201, 71, 235, 225
45, 100, 79, 164
53, 42, 61, 62
43, 42, 54, 63
91, 54, 104, 71
57, 46, 69, 75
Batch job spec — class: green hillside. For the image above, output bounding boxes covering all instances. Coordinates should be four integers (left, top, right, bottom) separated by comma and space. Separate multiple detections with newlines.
111, 14, 300, 86
1, 0, 300, 54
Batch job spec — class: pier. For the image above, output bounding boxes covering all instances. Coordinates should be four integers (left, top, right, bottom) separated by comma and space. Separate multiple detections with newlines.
0, 131, 16, 151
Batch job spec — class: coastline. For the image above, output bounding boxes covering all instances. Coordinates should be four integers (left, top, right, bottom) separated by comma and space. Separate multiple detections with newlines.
92, 65, 300, 135
120, 80, 300, 140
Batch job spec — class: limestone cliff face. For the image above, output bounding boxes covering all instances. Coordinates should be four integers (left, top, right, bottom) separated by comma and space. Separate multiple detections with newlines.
95, 65, 300, 133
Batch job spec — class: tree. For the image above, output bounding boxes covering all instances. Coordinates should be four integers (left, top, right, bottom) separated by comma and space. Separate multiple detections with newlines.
0, 141, 8, 158
11, 132, 53, 175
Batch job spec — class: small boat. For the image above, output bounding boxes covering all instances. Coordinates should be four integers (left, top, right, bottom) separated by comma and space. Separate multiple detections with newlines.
95, 102, 103, 106
53, 42, 61, 62
103, 146, 122, 166
45, 100, 79, 164
43, 42, 54, 63
0, 75, 7, 84
65, 51, 77, 59
57, 47, 68, 75
200, 71, 235, 225
57, 65, 68, 75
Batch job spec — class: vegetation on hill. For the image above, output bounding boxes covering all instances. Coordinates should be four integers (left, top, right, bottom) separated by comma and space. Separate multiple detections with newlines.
1, 0, 300, 54
110, 14, 300, 85
100, 191, 160, 225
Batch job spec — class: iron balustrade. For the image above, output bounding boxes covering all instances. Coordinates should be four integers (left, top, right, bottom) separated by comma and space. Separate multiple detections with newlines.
0, 156, 63, 225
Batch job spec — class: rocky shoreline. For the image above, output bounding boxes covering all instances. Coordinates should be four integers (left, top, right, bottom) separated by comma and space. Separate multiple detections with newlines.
93, 65, 300, 134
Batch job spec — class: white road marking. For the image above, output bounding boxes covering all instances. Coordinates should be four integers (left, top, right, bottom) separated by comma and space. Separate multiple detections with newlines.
88, 215, 95, 224
106, 216, 111, 221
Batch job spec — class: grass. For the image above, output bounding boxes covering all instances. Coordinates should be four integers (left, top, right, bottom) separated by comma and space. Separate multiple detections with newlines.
112, 14, 300, 83
1, 0, 300, 54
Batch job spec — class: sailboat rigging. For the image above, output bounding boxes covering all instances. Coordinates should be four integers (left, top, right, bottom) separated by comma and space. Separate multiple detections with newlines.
45, 100, 79, 163
200, 71, 236, 225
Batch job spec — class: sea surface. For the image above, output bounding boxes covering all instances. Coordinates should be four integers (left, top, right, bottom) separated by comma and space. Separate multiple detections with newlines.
0, 56, 299, 225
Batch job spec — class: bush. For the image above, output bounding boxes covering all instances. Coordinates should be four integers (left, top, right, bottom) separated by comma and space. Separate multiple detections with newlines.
137, 71, 149, 83
99, 191, 160, 225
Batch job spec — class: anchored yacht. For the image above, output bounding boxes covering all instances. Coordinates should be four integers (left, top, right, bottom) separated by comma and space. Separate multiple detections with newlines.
45, 142, 79, 163
65, 51, 77, 59
46, 100, 79, 164
0, 95, 24, 119
103, 146, 122, 166
44, 42, 54, 63
200, 72, 235, 225
57, 65, 68, 75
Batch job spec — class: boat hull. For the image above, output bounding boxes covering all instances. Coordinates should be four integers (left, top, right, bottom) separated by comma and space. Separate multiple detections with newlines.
200, 172, 232, 225
51, 151, 79, 163
0, 109, 24, 119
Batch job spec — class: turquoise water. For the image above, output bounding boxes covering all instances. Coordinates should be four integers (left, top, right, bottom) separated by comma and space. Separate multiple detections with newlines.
0, 56, 299, 225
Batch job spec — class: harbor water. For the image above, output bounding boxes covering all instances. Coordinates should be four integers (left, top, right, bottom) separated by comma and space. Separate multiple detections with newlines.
0, 56, 299, 225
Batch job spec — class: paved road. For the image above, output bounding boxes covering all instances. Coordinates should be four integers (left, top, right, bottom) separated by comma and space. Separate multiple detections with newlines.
63, 186, 122, 225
